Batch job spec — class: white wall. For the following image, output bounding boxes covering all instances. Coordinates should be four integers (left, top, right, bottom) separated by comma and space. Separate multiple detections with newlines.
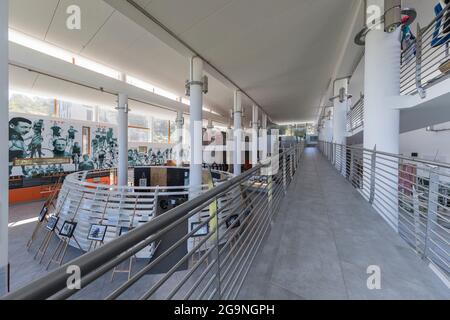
400, 121, 450, 162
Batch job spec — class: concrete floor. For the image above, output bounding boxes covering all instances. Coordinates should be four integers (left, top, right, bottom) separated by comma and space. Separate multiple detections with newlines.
238, 147, 450, 300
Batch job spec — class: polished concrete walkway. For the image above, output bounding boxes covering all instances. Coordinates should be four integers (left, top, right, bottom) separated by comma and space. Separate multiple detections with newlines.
239, 147, 450, 300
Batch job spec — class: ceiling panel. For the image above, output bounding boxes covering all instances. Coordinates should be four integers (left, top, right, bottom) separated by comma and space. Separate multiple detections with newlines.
8, 0, 60, 39
45, 0, 115, 53
143, 0, 233, 35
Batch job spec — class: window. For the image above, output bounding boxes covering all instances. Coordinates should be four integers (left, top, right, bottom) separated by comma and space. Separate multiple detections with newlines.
169, 121, 177, 144
152, 119, 169, 143
129, 127, 150, 142
82, 126, 91, 155
58, 101, 94, 121
9, 93, 54, 116
129, 113, 149, 128
98, 107, 118, 125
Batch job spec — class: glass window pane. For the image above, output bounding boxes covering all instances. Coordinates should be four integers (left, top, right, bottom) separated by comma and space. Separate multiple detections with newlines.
152, 119, 169, 143
98, 107, 118, 125
129, 127, 150, 142
129, 113, 149, 128
58, 100, 94, 121
9, 93, 54, 116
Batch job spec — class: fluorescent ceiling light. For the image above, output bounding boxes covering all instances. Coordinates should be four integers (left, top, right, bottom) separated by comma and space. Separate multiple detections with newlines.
9, 29, 73, 63
74, 56, 121, 80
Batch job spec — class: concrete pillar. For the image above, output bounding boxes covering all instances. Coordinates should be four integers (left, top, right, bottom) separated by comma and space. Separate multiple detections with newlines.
261, 113, 268, 161
363, 0, 401, 230
117, 92, 129, 186
175, 110, 184, 167
251, 105, 259, 165
189, 57, 204, 198
233, 91, 243, 175
0, 0, 8, 287
332, 78, 349, 145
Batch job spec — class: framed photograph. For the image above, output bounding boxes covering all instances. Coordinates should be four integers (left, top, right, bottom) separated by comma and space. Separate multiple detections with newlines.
119, 226, 133, 236
46, 216, 59, 231
87, 224, 108, 242
226, 214, 241, 229
191, 221, 209, 237
59, 221, 77, 238
38, 205, 49, 223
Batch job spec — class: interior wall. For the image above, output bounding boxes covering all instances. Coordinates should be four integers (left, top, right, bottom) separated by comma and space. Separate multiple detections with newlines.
400, 121, 450, 163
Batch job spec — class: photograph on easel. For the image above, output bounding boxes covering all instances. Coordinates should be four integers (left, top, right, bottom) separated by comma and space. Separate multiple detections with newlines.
59, 221, 77, 238
87, 224, 108, 242
45, 216, 59, 231
190, 221, 209, 237
38, 205, 48, 223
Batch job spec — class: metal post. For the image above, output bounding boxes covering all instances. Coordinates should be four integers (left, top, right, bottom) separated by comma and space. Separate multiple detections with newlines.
282, 154, 287, 194
369, 146, 377, 204
117, 92, 128, 187
189, 57, 204, 199
251, 105, 259, 166
0, 0, 8, 295
415, 23, 426, 99
233, 91, 242, 176
424, 169, 439, 259
175, 111, 184, 167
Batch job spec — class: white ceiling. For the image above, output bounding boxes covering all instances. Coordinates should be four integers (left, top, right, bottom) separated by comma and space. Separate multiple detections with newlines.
9, 0, 361, 124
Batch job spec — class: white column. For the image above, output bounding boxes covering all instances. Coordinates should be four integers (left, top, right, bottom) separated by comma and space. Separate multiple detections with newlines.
117, 92, 129, 186
0, 0, 8, 279
251, 105, 259, 165
233, 90, 242, 175
189, 57, 203, 198
332, 79, 349, 145
261, 113, 268, 161
175, 110, 184, 167
363, 0, 401, 230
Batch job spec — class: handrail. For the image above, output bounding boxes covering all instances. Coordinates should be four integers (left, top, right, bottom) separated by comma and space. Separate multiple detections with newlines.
335, 142, 450, 170
3, 147, 301, 300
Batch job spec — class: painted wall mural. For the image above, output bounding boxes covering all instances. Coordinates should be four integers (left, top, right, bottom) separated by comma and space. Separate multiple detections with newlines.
9, 114, 83, 177
8, 113, 182, 178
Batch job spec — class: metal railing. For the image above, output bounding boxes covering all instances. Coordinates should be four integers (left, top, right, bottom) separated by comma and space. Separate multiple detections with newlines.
401, 3, 450, 97
3, 143, 304, 300
318, 141, 450, 277
347, 95, 364, 133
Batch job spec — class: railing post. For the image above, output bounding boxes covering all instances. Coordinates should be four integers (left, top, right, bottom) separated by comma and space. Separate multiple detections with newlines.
290, 150, 294, 179
282, 154, 287, 194
369, 146, 377, 204
415, 23, 426, 99
412, 187, 423, 255
424, 168, 439, 259
340, 145, 344, 175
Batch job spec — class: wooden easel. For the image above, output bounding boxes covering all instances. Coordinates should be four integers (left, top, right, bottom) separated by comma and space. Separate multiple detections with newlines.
45, 235, 71, 270
44, 192, 85, 269
88, 194, 110, 252
111, 196, 139, 282
27, 175, 63, 250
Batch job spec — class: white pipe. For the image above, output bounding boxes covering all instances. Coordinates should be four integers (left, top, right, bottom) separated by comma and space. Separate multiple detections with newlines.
189, 57, 203, 198
117, 92, 129, 186
0, 0, 8, 272
332, 78, 349, 145
233, 91, 242, 175
251, 105, 259, 165
175, 110, 184, 166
